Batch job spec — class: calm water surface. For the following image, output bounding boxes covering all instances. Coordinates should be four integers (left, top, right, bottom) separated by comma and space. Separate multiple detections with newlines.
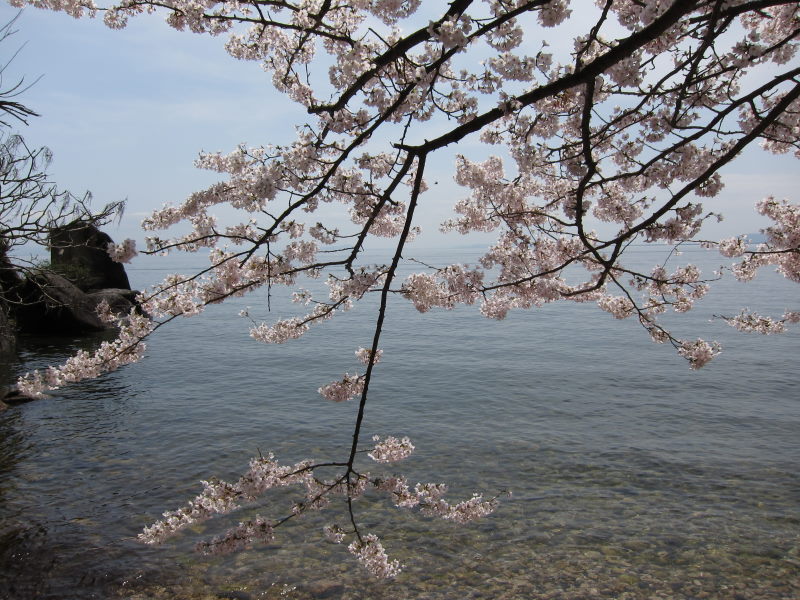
1, 246, 798, 599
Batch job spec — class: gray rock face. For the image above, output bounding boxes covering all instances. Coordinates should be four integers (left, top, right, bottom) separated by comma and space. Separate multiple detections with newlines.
0, 305, 14, 356
15, 271, 107, 334
86, 288, 139, 317
49, 220, 131, 291
0, 251, 20, 355
0, 251, 22, 357
0, 224, 137, 365
0, 385, 38, 405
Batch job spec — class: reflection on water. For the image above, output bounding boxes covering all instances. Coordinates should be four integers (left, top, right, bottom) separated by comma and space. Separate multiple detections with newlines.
1, 248, 799, 599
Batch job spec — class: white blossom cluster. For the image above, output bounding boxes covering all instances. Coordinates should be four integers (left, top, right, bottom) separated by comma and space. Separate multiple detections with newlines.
368, 435, 414, 463
17, 311, 153, 397
318, 373, 364, 402
139, 453, 314, 545
723, 310, 800, 335
707, 198, 800, 333
677, 339, 722, 370
355, 347, 383, 365
348, 534, 402, 578
195, 516, 274, 555
137, 438, 497, 579
375, 477, 500, 523
106, 238, 138, 263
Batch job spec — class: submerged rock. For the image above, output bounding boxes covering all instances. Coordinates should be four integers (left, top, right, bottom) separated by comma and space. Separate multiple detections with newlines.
0, 385, 39, 405
215, 591, 254, 600
305, 579, 345, 599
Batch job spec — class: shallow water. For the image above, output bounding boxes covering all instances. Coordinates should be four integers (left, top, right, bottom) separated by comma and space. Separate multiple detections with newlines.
1, 245, 798, 599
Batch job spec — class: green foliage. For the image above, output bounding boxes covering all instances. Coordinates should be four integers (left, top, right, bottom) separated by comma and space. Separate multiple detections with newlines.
32, 258, 90, 286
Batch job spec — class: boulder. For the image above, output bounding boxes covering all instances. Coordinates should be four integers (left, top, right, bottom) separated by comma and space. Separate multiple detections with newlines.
49, 220, 131, 291
0, 248, 22, 295
0, 306, 14, 356
3, 225, 137, 338
0, 251, 19, 355
0, 385, 39, 405
14, 271, 106, 334
86, 288, 139, 317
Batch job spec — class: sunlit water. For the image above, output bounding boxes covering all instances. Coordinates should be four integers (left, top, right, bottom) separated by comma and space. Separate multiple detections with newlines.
1, 245, 798, 599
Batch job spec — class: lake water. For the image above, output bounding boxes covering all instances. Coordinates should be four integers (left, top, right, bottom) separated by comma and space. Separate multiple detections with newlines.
1, 245, 798, 599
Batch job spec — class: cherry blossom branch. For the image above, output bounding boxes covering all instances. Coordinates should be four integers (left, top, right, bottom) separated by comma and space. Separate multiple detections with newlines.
346, 151, 427, 468
11, 0, 800, 579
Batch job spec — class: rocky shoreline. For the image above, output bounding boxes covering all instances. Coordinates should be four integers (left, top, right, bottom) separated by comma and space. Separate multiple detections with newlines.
0, 220, 138, 403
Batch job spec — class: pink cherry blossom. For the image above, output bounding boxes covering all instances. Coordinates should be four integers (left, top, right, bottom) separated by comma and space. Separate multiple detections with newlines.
368, 435, 414, 463
106, 238, 138, 263
348, 534, 402, 579
318, 373, 364, 402
677, 339, 721, 370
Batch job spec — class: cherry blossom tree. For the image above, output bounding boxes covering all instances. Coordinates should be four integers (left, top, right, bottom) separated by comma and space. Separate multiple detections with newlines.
9, 0, 800, 578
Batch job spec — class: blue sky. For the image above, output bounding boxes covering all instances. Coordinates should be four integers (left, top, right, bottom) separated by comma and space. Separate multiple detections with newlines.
1, 5, 292, 241
1, 3, 797, 252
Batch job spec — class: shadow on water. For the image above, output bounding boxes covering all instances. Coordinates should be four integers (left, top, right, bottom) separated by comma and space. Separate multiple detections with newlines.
0, 332, 153, 600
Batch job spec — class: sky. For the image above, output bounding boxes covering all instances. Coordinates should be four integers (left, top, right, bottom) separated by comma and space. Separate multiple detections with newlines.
1, 3, 798, 253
